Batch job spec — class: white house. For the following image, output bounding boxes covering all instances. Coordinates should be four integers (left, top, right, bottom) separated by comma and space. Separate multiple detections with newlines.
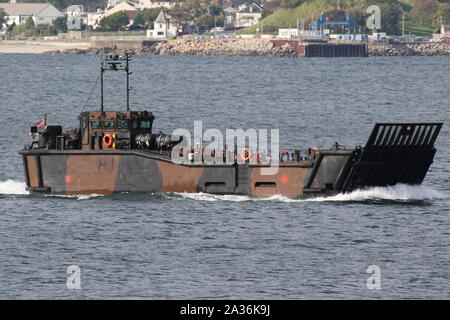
0, 2, 63, 27
138, 0, 187, 10
234, 3, 263, 28
147, 10, 177, 39
87, 9, 106, 29
224, 7, 237, 27
106, 0, 140, 9
278, 28, 299, 38
107, 0, 133, 6
102, 1, 138, 27
105, 1, 137, 17
66, 5, 84, 30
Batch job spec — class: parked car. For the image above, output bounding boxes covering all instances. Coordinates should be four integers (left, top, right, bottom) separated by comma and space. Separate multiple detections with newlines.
440, 37, 450, 43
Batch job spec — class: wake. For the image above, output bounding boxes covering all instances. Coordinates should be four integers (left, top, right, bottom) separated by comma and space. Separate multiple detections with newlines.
0, 180, 446, 202
0, 180, 29, 195
173, 184, 447, 203
0, 180, 102, 200
308, 184, 446, 202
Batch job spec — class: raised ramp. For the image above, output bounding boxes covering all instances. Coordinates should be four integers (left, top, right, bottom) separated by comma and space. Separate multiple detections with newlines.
341, 123, 443, 191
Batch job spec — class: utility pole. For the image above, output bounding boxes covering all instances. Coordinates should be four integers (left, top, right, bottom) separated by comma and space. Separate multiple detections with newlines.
402, 11, 405, 38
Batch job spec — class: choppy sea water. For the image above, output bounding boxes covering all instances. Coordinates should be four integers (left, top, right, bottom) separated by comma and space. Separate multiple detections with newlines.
0, 54, 448, 299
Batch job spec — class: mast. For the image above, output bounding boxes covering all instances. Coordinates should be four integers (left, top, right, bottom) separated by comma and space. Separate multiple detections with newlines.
101, 64, 104, 113
100, 52, 132, 113
126, 53, 130, 111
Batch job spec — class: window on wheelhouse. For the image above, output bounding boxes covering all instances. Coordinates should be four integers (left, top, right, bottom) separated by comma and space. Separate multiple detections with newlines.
103, 121, 115, 129
91, 121, 102, 129
117, 120, 128, 130
140, 120, 152, 131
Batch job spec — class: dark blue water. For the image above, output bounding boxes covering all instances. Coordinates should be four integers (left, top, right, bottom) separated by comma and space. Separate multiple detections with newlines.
0, 54, 449, 299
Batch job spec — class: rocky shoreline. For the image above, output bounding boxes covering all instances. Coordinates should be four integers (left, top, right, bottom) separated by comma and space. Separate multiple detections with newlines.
44, 39, 298, 57
42, 39, 450, 57
369, 42, 450, 56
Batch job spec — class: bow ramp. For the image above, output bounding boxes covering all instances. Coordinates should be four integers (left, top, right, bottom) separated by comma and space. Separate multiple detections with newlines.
341, 123, 443, 191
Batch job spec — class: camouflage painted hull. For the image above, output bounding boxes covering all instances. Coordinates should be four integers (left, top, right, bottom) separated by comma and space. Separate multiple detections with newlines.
19, 122, 441, 198
20, 147, 361, 197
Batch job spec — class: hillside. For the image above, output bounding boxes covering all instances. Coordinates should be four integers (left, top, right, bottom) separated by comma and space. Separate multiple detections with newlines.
240, 0, 449, 36
399, 0, 450, 35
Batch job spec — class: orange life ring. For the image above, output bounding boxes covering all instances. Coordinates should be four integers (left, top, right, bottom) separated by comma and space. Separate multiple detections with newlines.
103, 134, 114, 148
240, 148, 251, 161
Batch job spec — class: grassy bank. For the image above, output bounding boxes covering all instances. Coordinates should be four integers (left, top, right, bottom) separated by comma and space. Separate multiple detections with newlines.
238, 0, 341, 34
239, 0, 443, 36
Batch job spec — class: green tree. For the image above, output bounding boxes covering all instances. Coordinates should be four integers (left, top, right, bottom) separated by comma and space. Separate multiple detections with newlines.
436, 4, 450, 24
195, 13, 215, 32
0, 8, 6, 30
262, 0, 281, 18
99, 11, 130, 31
53, 15, 68, 33
170, 3, 193, 25
34, 23, 57, 36
410, 0, 436, 25
170, 1, 202, 24
207, 4, 223, 16
133, 8, 163, 28
169, 0, 225, 33
11, 18, 56, 37
25, 16, 35, 29
361, 0, 401, 34
11, 17, 35, 36
280, 0, 305, 9
378, 2, 401, 34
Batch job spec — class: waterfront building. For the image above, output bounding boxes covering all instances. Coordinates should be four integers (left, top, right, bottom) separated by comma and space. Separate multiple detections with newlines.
234, 3, 263, 28
147, 10, 178, 39
87, 9, 106, 29
107, 0, 139, 7
66, 5, 84, 30
278, 28, 300, 38
0, 2, 63, 27
137, 0, 187, 10
224, 7, 237, 27
104, 1, 138, 26
105, 1, 137, 17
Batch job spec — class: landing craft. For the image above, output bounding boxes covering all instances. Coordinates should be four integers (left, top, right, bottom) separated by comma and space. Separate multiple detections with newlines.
19, 54, 443, 198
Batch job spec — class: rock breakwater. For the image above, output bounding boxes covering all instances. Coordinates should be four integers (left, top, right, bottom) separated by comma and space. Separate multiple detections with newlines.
42, 39, 450, 57
369, 42, 450, 56
44, 39, 297, 57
